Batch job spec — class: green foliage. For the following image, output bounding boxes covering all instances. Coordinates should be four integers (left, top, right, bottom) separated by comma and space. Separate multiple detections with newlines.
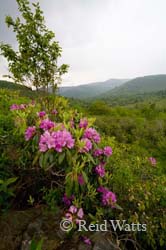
30, 238, 43, 250
0, 177, 17, 210
0, 0, 68, 91
0, 88, 165, 249
0, 80, 46, 98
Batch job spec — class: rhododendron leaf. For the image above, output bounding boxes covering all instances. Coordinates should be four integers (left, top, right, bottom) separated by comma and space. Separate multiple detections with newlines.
88, 213, 96, 222
32, 152, 41, 166
39, 152, 49, 169
48, 153, 54, 164
65, 174, 74, 196
5, 177, 18, 186
39, 154, 44, 168
86, 153, 96, 164
114, 203, 123, 210
66, 149, 72, 165
58, 152, 65, 164
82, 171, 88, 184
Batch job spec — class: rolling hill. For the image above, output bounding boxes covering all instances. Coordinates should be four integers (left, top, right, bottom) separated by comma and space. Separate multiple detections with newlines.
58, 79, 128, 99
1, 75, 166, 101
98, 75, 166, 98
0, 80, 41, 98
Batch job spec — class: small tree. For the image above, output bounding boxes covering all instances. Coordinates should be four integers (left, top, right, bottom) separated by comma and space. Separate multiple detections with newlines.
0, 0, 69, 92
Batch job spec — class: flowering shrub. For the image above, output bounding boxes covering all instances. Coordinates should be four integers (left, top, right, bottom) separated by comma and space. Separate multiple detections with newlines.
1, 90, 165, 249
10, 100, 121, 240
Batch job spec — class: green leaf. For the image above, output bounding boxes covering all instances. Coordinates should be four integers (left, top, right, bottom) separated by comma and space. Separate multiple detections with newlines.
32, 151, 41, 166
58, 152, 65, 164
82, 171, 88, 184
114, 203, 123, 211
5, 177, 18, 186
86, 153, 96, 164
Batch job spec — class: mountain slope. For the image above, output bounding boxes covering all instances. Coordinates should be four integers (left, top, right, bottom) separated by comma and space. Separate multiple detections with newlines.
99, 75, 166, 98
0, 80, 42, 98
58, 79, 128, 99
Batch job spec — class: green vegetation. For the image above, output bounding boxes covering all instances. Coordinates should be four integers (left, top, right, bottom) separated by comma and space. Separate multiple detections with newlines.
98, 74, 166, 99
58, 79, 127, 99
58, 74, 166, 100
0, 1, 165, 249
0, 84, 165, 249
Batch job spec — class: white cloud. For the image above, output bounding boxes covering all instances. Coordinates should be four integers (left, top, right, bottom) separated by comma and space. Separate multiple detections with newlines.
0, 0, 166, 85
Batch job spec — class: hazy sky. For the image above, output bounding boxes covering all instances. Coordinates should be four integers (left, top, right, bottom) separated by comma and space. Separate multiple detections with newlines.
0, 0, 166, 85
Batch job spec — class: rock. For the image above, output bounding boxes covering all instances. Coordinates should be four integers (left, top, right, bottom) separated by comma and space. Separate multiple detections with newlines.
78, 243, 92, 250
0, 208, 121, 250
92, 232, 119, 250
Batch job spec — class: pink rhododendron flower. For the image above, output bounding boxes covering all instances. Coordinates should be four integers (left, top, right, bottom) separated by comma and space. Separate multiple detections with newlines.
79, 138, 92, 153
103, 146, 113, 157
82, 236, 92, 245
25, 126, 36, 141
39, 131, 55, 152
39, 129, 74, 152
148, 157, 156, 166
69, 205, 77, 214
78, 174, 85, 185
65, 206, 84, 224
62, 193, 74, 207
19, 104, 27, 110
10, 104, 19, 110
10, 104, 27, 110
77, 208, 84, 219
65, 212, 73, 222
83, 128, 100, 143
40, 119, 55, 130
38, 111, 46, 118
52, 130, 75, 152
52, 109, 58, 115
93, 148, 103, 157
95, 163, 105, 177
79, 118, 88, 129
97, 186, 117, 207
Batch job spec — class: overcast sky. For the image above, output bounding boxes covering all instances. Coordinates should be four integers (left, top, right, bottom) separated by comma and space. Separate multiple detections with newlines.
0, 0, 166, 86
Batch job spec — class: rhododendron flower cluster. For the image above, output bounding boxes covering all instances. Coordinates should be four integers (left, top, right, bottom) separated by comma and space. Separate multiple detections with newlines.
83, 128, 101, 143
103, 146, 113, 156
93, 146, 113, 158
65, 205, 84, 224
95, 163, 106, 177
39, 130, 75, 152
25, 126, 36, 141
93, 148, 103, 157
37, 111, 46, 118
79, 138, 92, 153
10, 103, 27, 110
97, 186, 117, 207
78, 174, 85, 185
148, 157, 157, 166
79, 118, 88, 129
40, 119, 55, 131
62, 193, 74, 207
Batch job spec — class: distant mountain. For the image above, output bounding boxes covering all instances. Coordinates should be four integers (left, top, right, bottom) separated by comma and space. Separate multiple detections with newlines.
98, 75, 166, 98
58, 79, 129, 99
